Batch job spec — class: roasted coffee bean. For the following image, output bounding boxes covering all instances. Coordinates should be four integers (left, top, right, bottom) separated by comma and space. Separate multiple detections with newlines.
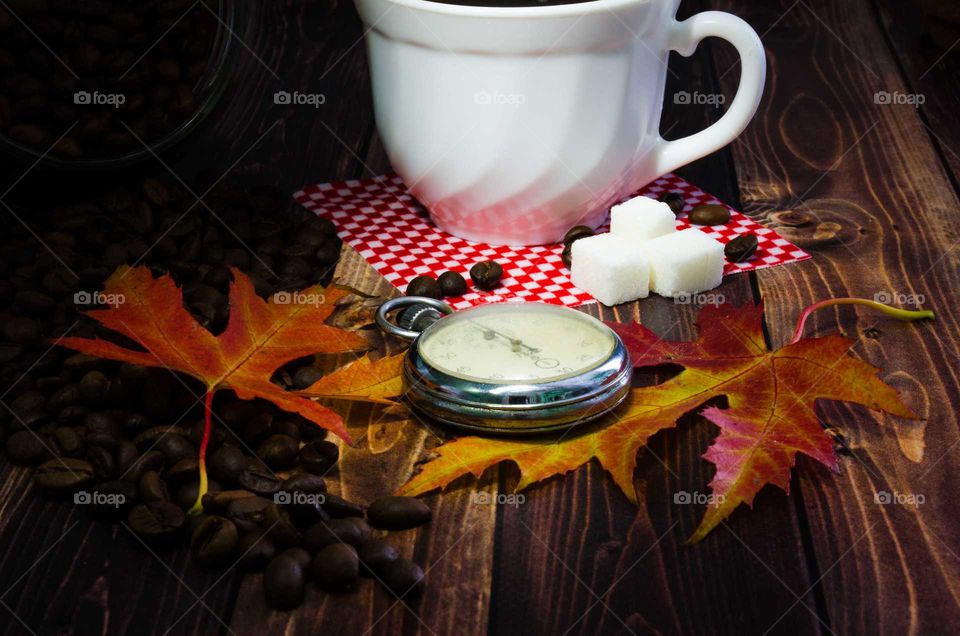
406, 275, 442, 299
141, 178, 170, 207
256, 434, 298, 469
51, 426, 83, 456
282, 547, 312, 569
306, 216, 338, 236
304, 517, 371, 551
315, 243, 339, 266
207, 445, 246, 484
133, 425, 187, 450
128, 500, 186, 542
155, 434, 195, 464
122, 413, 151, 432
238, 465, 282, 496
469, 260, 503, 290
191, 515, 239, 567
138, 470, 170, 502
688, 204, 730, 226
321, 493, 364, 518
299, 439, 338, 474
114, 442, 138, 476
282, 472, 326, 495
165, 457, 199, 487
263, 503, 301, 547
84, 412, 122, 438
380, 558, 425, 597
4, 316, 40, 344
227, 496, 272, 532
47, 384, 80, 414
5, 430, 46, 465
367, 496, 432, 530
310, 544, 359, 592
724, 233, 758, 263
286, 496, 330, 526
175, 479, 219, 510
437, 271, 467, 297
561, 243, 573, 269
263, 554, 306, 609
358, 538, 399, 576
237, 532, 275, 572
123, 450, 165, 482
201, 489, 255, 514
239, 412, 272, 445
291, 366, 323, 390
562, 225, 594, 246
657, 191, 685, 215
85, 445, 115, 479
272, 419, 301, 442
35, 457, 94, 493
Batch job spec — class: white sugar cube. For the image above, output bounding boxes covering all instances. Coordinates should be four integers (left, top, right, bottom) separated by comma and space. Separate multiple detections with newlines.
644, 229, 724, 297
610, 196, 676, 242
571, 233, 649, 306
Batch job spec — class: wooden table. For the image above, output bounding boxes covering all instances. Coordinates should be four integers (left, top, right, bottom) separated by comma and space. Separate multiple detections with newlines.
2, 0, 959, 634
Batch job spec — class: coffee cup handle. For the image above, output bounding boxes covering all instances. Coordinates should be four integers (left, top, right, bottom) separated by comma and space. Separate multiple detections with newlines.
653, 11, 766, 176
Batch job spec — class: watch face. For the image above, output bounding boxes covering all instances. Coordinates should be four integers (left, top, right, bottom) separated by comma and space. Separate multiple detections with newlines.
416, 302, 616, 384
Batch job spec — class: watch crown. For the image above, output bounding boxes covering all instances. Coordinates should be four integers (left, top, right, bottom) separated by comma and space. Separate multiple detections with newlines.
398, 303, 444, 334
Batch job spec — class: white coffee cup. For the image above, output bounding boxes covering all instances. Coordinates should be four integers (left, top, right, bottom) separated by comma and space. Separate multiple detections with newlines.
353, 0, 766, 245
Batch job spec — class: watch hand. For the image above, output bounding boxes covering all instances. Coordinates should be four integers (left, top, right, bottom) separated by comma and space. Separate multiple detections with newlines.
468, 320, 539, 353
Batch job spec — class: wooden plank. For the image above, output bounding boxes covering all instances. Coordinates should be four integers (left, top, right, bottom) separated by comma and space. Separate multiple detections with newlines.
710, 0, 960, 633
486, 2, 823, 633
873, 0, 960, 183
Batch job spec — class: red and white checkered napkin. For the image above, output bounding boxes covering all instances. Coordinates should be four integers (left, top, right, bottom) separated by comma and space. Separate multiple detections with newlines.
294, 173, 810, 309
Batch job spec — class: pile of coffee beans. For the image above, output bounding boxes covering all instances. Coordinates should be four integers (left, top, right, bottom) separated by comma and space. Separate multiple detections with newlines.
0, 174, 435, 611
0, 0, 220, 160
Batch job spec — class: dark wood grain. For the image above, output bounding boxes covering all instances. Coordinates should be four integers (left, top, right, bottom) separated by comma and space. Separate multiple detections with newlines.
709, 0, 960, 633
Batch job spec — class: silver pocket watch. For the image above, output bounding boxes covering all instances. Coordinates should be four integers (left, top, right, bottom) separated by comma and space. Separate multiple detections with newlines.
375, 297, 632, 435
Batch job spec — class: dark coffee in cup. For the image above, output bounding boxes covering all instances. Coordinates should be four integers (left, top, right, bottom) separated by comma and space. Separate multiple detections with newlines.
426, 0, 595, 6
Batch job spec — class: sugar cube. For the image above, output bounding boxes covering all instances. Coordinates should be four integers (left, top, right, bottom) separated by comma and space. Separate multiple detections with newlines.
571, 233, 649, 306
644, 229, 725, 297
610, 196, 676, 242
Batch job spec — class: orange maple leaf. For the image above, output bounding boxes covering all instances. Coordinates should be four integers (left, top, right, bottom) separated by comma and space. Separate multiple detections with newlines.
399, 302, 917, 542
57, 265, 378, 442
299, 353, 405, 404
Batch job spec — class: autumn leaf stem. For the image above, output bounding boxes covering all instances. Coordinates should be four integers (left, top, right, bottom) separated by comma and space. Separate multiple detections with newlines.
791, 297, 935, 344
188, 388, 215, 516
